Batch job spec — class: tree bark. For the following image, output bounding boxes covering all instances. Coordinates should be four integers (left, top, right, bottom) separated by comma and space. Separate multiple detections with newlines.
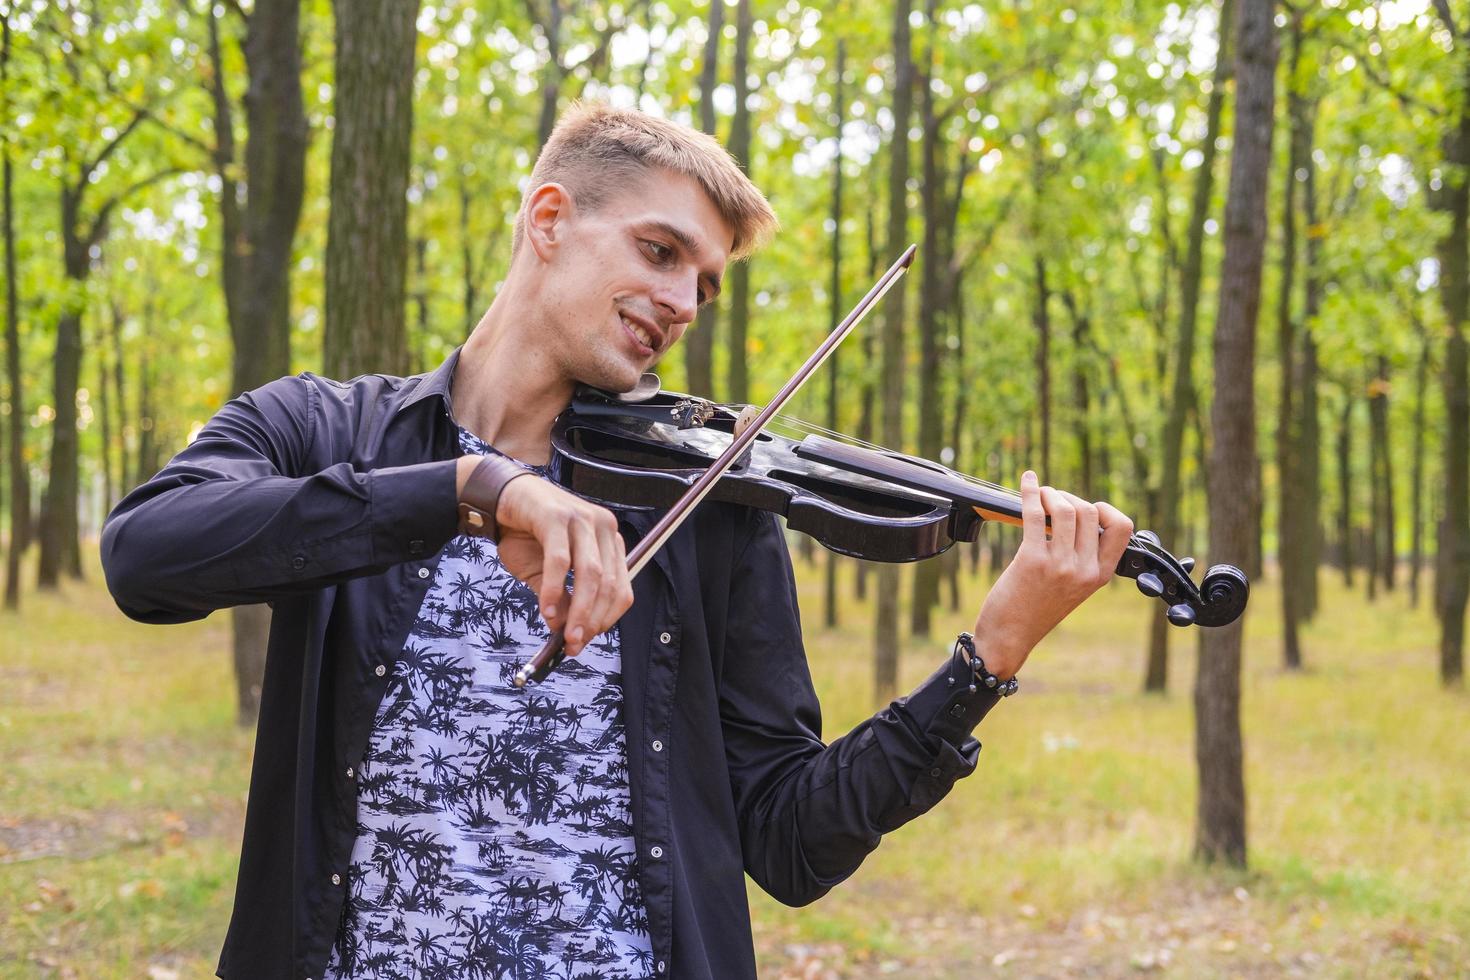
726, 0, 752, 403
1147, 0, 1234, 693
324, 0, 421, 380
1277, 11, 1304, 669
1196, 0, 1276, 868
2, 13, 27, 610
1337, 393, 1354, 585
205, 0, 308, 726
824, 41, 846, 631
1436, 48, 1470, 685
875, 0, 914, 705
684, 0, 724, 399
911, 3, 944, 638
1369, 357, 1396, 590
1411, 316, 1430, 606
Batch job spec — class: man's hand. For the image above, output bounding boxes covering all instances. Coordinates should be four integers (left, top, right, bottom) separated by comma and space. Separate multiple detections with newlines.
971, 470, 1134, 680
456, 455, 633, 657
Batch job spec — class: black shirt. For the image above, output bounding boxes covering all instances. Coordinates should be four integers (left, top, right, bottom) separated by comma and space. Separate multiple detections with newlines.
100, 348, 1002, 980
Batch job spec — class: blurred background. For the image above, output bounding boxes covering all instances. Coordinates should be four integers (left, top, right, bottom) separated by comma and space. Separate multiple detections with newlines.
1, 0, 1467, 975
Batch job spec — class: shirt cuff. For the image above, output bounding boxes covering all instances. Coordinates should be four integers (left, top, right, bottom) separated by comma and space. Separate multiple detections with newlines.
899, 641, 1006, 747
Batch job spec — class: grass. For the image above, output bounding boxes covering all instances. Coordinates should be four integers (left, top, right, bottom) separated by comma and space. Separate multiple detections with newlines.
2, 549, 1467, 978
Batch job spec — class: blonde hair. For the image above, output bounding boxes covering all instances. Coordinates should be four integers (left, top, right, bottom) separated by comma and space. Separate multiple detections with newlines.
513, 102, 778, 260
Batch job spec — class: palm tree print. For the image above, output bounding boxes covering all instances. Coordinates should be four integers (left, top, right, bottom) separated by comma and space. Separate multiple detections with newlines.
324, 427, 651, 979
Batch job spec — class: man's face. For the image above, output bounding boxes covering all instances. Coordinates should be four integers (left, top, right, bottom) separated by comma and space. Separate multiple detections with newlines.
528, 168, 734, 393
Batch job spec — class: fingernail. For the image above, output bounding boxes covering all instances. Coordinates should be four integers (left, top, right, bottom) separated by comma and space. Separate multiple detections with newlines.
568, 626, 583, 644
545, 605, 557, 619
1023, 470, 1037, 484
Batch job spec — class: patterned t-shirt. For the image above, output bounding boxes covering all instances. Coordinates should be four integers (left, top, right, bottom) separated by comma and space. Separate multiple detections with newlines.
324, 426, 654, 979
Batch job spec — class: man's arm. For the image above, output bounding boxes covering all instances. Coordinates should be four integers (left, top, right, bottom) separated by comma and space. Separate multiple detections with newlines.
720, 472, 1133, 906
101, 375, 460, 624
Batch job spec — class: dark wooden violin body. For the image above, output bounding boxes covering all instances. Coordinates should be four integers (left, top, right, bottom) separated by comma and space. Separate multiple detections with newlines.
551, 385, 1249, 630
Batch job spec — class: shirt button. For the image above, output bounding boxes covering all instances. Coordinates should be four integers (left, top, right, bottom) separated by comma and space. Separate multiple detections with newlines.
929, 767, 942, 777
409, 538, 425, 555
345, 766, 355, 779
949, 704, 965, 718
651, 739, 663, 753
375, 664, 387, 677
291, 555, 306, 570
417, 567, 430, 579
331, 873, 341, 886
659, 631, 672, 644
649, 845, 663, 859
656, 961, 666, 973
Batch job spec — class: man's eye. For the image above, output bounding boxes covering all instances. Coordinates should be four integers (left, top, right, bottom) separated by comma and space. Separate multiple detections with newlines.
644, 241, 672, 262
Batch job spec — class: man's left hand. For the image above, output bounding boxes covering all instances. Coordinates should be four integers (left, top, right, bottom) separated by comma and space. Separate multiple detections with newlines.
969, 470, 1134, 680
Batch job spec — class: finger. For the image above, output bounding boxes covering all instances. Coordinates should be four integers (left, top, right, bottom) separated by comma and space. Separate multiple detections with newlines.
536, 523, 571, 632
1019, 470, 1046, 547
1041, 485, 1075, 554
588, 512, 630, 641
1066, 491, 1099, 565
563, 516, 604, 655
1095, 501, 1135, 576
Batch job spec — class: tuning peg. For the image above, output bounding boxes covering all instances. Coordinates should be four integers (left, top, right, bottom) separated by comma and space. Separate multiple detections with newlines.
1135, 529, 1162, 547
1136, 572, 1165, 598
1180, 556, 1195, 574
1166, 603, 1197, 627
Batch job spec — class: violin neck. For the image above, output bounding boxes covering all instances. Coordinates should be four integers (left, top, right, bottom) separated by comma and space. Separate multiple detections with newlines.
793, 435, 1023, 525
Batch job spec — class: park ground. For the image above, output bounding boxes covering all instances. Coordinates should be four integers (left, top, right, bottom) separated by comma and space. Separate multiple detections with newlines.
1, 548, 1466, 978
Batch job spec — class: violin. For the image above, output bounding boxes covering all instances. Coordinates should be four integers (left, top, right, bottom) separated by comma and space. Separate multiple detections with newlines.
513, 245, 1248, 687
551, 384, 1250, 630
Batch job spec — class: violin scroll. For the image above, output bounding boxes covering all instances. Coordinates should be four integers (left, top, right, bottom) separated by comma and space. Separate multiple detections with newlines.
1116, 529, 1248, 629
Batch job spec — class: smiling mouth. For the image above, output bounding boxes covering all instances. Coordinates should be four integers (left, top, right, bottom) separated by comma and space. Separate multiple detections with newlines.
619, 312, 658, 354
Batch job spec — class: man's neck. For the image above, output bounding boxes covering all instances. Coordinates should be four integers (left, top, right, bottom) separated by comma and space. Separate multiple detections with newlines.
450, 286, 574, 466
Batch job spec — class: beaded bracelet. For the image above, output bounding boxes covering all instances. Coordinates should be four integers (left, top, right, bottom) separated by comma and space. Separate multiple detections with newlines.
954, 631, 1019, 697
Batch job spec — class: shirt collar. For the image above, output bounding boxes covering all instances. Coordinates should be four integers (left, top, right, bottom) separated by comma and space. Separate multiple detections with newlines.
396, 345, 463, 415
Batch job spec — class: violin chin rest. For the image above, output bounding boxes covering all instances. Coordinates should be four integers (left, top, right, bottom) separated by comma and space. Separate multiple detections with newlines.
614, 373, 663, 403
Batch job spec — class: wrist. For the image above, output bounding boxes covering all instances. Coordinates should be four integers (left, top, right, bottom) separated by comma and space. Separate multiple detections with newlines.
455, 455, 484, 498
967, 628, 1025, 681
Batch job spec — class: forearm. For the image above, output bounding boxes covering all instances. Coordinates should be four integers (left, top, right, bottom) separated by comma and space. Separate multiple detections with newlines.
735, 647, 1003, 904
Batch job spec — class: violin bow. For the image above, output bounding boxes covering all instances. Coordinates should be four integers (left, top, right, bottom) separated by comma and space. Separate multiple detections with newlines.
512, 244, 919, 688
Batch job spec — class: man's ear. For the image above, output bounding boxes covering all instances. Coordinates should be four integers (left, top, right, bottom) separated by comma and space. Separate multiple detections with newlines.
524, 182, 573, 262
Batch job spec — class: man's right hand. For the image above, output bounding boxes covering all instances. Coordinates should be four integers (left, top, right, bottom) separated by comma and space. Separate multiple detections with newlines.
456, 455, 633, 657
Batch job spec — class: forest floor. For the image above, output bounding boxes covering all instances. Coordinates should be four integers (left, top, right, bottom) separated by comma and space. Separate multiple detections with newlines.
1, 548, 1466, 978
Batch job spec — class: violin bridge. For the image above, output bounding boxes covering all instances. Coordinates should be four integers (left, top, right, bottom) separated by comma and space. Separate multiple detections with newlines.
732, 405, 761, 440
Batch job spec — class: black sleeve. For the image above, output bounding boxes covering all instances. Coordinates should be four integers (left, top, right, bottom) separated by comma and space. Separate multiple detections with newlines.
718, 510, 1002, 907
100, 374, 459, 624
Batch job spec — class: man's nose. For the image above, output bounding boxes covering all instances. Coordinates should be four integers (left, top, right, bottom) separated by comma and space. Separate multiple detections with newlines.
653, 273, 699, 326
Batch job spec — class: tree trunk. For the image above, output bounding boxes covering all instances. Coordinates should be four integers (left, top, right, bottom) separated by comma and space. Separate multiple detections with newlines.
875, 0, 913, 705
324, 0, 420, 380
684, 0, 723, 399
726, 0, 752, 403
1298, 92, 1324, 622
1337, 393, 1354, 585
1032, 253, 1052, 479
1369, 357, 1396, 590
37, 199, 89, 588
460, 171, 479, 334
1196, 0, 1276, 868
1277, 13, 1304, 669
3, 12, 27, 609
1147, 0, 1234, 693
824, 41, 846, 632
535, 0, 564, 148
209, 0, 308, 726
911, 6, 944, 638
98, 306, 116, 516
1411, 317, 1430, 606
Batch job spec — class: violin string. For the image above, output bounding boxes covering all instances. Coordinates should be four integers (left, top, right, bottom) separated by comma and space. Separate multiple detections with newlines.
717, 404, 1152, 555
765, 412, 1024, 498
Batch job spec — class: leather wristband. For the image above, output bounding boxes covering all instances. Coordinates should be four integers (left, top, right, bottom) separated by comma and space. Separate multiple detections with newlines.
457, 454, 534, 543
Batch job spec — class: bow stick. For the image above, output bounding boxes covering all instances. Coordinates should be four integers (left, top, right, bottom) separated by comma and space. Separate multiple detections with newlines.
512, 244, 918, 688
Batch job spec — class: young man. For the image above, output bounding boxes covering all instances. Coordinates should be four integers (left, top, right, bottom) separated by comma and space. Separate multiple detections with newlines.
102, 103, 1132, 979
